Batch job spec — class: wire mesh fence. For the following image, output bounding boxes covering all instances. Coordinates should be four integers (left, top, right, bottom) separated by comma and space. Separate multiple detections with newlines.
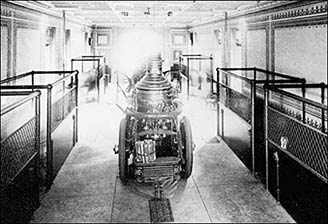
0, 91, 40, 223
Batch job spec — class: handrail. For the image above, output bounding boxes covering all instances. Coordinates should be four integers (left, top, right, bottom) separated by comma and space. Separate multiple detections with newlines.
264, 85, 327, 110
51, 70, 78, 87
82, 55, 104, 58
218, 67, 304, 82
255, 67, 304, 81
0, 71, 33, 85
180, 54, 202, 57
0, 70, 78, 90
220, 69, 251, 83
0, 90, 41, 116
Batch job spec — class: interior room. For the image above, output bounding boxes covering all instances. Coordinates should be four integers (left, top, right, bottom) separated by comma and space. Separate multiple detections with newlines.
0, 1, 327, 223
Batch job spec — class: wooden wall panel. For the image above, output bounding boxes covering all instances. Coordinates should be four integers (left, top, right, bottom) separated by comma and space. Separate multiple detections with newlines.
274, 24, 327, 83
1, 25, 9, 80
246, 29, 266, 69
16, 27, 41, 74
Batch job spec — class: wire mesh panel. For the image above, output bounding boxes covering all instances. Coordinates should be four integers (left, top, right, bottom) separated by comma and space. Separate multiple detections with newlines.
0, 70, 79, 188
0, 91, 40, 223
1, 117, 37, 189
51, 88, 77, 132
268, 107, 328, 182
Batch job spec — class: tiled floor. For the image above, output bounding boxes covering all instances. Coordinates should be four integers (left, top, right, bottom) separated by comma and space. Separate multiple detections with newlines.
31, 86, 295, 223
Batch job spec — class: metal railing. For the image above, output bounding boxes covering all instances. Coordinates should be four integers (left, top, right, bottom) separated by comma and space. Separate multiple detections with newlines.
71, 55, 110, 103
215, 67, 305, 177
264, 83, 328, 201
1, 90, 41, 222
178, 54, 214, 100
0, 70, 79, 188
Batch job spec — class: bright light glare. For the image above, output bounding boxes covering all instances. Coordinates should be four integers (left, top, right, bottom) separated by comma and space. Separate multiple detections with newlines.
112, 29, 162, 75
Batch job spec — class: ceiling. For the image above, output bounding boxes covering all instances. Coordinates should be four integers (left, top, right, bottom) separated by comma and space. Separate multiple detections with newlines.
35, 1, 273, 27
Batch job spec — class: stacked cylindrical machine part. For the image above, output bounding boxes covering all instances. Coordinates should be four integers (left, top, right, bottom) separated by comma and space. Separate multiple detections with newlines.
135, 139, 156, 163
133, 54, 181, 113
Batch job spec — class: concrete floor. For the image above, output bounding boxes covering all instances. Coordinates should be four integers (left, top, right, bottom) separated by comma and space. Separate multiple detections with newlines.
30, 85, 295, 223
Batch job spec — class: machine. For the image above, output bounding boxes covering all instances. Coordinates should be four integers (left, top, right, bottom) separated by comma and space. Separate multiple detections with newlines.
114, 55, 194, 184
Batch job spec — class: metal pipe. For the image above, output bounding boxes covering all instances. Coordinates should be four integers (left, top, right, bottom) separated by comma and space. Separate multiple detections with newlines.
72, 115, 76, 146
264, 88, 269, 190
273, 151, 280, 203
321, 85, 325, 132
217, 69, 220, 137
251, 80, 255, 175
75, 71, 79, 143
220, 67, 254, 71
256, 79, 305, 84
255, 67, 304, 81
35, 90, 41, 207
46, 85, 53, 189
0, 71, 33, 85
187, 58, 190, 101
302, 84, 306, 123
0, 91, 41, 115
97, 59, 100, 103
266, 87, 327, 110
221, 108, 224, 138
181, 54, 202, 57
210, 54, 214, 94
32, 71, 74, 74
31, 71, 35, 91
220, 69, 251, 83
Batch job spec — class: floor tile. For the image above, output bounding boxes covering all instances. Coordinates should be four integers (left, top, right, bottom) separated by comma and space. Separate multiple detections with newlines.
31, 194, 113, 223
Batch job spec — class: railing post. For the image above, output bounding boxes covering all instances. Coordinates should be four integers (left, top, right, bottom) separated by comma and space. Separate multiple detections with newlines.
31, 71, 35, 91
251, 79, 255, 175
273, 151, 280, 203
179, 56, 182, 92
35, 91, 41, 207
187, 58, 190, 101
210, 54, 214, 95
264, 87, 269, 190
46, 85, 53, 189
217, 68, 220, 137
75, 71, 79, 143
97, 60, 100, 103
321, 83, 325, 132
221, 108, 224, 139
302, 84, 306, 123
72, 114, 76, 146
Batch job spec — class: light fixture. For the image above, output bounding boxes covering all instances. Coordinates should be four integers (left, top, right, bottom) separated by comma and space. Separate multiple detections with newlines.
121, 11, 129, 16
235, 29, 242, 47
144, 7, 151, 15
214, 29, 222, 45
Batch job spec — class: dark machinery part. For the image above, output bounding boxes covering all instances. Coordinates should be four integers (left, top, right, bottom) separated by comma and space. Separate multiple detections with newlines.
117, 54, 194, 184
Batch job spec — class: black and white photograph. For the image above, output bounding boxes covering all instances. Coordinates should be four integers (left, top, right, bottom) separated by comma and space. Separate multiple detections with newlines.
0, 1, 327, 223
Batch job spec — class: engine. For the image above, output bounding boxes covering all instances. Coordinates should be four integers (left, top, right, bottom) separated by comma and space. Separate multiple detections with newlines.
116, 54, 193, 184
